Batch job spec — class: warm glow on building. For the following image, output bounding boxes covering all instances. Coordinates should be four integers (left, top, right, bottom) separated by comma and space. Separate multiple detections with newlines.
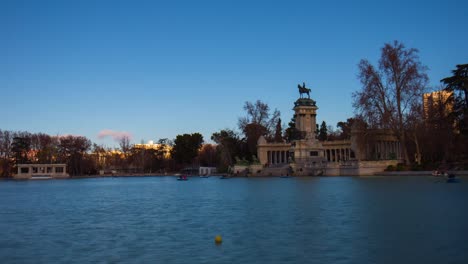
423, 90, 453, 120
134, 141, 172, 158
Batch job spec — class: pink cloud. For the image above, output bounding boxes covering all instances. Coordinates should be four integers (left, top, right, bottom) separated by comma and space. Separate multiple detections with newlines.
97, 129, 133, 142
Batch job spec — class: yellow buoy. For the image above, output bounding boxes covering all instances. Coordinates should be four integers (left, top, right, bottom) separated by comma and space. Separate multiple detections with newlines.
214, 235, 222, 244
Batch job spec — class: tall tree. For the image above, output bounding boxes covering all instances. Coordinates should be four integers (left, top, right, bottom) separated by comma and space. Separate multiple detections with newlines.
57, 135, 91, 175
243, 123, 268, 159
442, 64, 468, 108
32, 133, 58, 164
336, 118, 355, 140
238, 100, 280, 136
171, 133, 204, 166
211, 129, 242, 170
284, 116, 301, 142
318, 121, 328, 141
12, 136, 31, 164
353, 41, 429, 164
197, 144, 218, 167
237, 100, 280, 159
0, 130, 13, 177
274, 118, 283, 142
119, 136, 131, 156
441, 64, 468, 134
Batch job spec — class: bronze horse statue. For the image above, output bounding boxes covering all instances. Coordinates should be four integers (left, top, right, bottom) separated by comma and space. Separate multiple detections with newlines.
298, 82, 311, 98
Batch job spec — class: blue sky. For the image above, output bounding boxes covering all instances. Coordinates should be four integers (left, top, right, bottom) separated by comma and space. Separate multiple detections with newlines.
1, 0, 467, 147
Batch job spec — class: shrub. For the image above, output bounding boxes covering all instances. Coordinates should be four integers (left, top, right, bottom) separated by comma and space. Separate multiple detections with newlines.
396, 163, 405, 171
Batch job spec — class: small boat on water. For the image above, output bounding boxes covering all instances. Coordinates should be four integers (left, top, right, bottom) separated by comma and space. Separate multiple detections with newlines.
446, 178, 459, 183
446, 174, 460, 183
220, 175, 230, 179
177, 175, 188, 181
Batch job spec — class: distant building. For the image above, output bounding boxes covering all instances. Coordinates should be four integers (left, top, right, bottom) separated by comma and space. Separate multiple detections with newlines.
179, 166, 217, 176
199, 167, 217, 175
134, 141, 172, 158
14, 164, 69, 179
423, 90, 453, 120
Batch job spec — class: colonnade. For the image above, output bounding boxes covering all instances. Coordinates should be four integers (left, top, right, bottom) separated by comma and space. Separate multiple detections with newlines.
267, 150, 290, 165
372, 140, 401, 160
325, 148, 354, 162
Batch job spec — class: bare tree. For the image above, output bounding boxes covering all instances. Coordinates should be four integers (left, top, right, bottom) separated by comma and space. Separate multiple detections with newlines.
353, 41, 428, 164
0, 130, 13, 177
238, 100, 280, 135
119, 136, 131, 155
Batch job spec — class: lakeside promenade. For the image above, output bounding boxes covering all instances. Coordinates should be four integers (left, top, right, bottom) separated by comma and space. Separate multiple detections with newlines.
9, 170, 466, 179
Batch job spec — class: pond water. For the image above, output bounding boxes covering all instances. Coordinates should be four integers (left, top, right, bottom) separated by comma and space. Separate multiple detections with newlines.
1, 176, 467, 263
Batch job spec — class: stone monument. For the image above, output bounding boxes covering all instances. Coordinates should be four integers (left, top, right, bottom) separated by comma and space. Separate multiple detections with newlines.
289, 83, 327, 175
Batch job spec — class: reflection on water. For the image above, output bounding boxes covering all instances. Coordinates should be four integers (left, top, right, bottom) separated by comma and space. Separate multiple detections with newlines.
1, 176, 467, 263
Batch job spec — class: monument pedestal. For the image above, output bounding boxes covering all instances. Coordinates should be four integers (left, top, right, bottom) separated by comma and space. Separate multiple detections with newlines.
290, 98, 327, 176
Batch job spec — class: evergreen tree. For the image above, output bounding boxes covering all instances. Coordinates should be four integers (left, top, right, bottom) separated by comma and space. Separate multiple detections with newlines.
441, 64, 468, 135
274, 118, 283, 142
285, 116, 301, 141
318, 121, 328, 141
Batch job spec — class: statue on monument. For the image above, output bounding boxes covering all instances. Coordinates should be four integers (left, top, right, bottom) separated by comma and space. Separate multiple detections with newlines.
297, 82, 311, 99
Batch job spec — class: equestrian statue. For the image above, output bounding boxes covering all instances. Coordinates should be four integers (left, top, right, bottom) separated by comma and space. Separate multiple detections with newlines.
297, 82, 311, 99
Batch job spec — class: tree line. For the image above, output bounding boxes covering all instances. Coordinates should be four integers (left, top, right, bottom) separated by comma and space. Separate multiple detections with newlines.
1, 41, 466, 176
0, 131, 209, 177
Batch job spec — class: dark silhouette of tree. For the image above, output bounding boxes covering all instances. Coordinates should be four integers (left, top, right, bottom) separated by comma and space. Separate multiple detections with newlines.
92, 143, 107, 170
237, 100, 280, 160
12, 136, 31, 164
441, 64, 468, 135
119, 136, 131, 155
243, 123, 268, 160
57, 135, 91, 175
31, 133, 58, 164
353, 41, 429, 164
171, 133, 204, 166
421, 88, 460, 163
318, 121, 328, 141
211, 129, 242, 170
336, 118, 355, 140
442, 64, 468, 108
284, 116, 301, 142
0, 130, 14, 177
274, 118, 283, 142
197, 144, 218, 167
238, 100, 280, 137
154, 138, 172, 171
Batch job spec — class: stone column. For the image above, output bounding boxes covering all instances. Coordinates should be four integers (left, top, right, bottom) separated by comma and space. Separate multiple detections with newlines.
386, 142, 389, 158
